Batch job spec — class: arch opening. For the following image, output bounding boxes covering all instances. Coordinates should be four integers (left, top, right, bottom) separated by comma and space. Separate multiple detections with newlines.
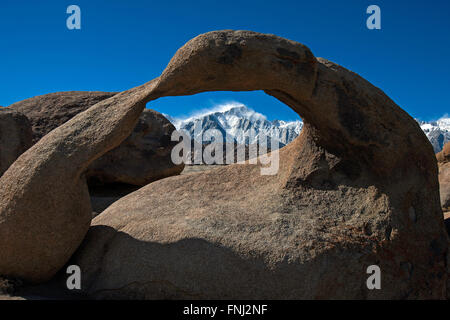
150, 91, 303, 168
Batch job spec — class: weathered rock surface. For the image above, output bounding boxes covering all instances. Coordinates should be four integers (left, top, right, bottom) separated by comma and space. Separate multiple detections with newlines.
70, 30, 448, 299
89, 184, 140, 217
0, 80, 160, 283
446, 210, 450, 299
87, 108, 183, 186
445, 212, 450, 237
437, 142, 450, 210
0, 108, 32, 177
8, 92, 183, 186
8, 91, 118, 144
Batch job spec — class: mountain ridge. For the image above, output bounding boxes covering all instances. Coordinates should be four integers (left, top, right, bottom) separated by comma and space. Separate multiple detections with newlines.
417, 118, 450, 153
165, 102, 303, 147
164, 103, 449, 153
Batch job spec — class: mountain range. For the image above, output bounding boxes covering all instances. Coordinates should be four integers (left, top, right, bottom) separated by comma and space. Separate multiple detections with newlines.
417, 118, 450, 153
165, 102, 302, 148
165, 103, 449, 153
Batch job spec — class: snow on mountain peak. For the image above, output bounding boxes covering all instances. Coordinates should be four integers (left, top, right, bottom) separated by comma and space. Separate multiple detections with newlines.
437, 116, 450, 131
417, 116, 450, 152
164, 103, 449, 153
176, 102, 267, 125
165, 102, 303, 146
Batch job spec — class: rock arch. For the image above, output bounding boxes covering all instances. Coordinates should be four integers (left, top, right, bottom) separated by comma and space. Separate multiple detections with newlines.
0, 30, 447, 298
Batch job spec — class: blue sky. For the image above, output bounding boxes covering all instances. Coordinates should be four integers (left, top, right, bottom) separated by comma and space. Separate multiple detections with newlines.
0, 0, 449, 121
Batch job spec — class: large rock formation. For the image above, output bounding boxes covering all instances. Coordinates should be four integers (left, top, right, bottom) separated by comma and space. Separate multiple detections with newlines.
0, 108, 32, 177
0, 80, 160, 283
8, 92, 118, 144
86, 108, 183, 186
70, 31, 447, 299
437, 142, 450, 211
8, 92, 183, 186
0, 30, 447, 298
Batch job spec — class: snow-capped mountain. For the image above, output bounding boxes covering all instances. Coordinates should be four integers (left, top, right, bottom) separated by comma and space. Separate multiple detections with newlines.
417, 117, 450, 153
165, 102, 303, 147
165, 102, 449, 153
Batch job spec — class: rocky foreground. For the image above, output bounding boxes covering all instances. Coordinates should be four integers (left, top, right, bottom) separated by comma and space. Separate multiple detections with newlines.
0, 30, 449, 300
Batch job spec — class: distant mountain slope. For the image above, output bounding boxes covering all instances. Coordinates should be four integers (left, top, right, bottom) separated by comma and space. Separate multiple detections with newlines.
165, 102, 303, 147
165, 103, 449, 153
417, 118, 450, 153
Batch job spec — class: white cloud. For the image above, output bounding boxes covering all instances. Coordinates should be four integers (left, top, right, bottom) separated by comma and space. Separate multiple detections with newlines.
166, 101, 267, 126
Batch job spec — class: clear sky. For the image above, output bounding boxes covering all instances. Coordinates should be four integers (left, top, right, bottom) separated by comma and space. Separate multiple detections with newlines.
1, 0, 449, 121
